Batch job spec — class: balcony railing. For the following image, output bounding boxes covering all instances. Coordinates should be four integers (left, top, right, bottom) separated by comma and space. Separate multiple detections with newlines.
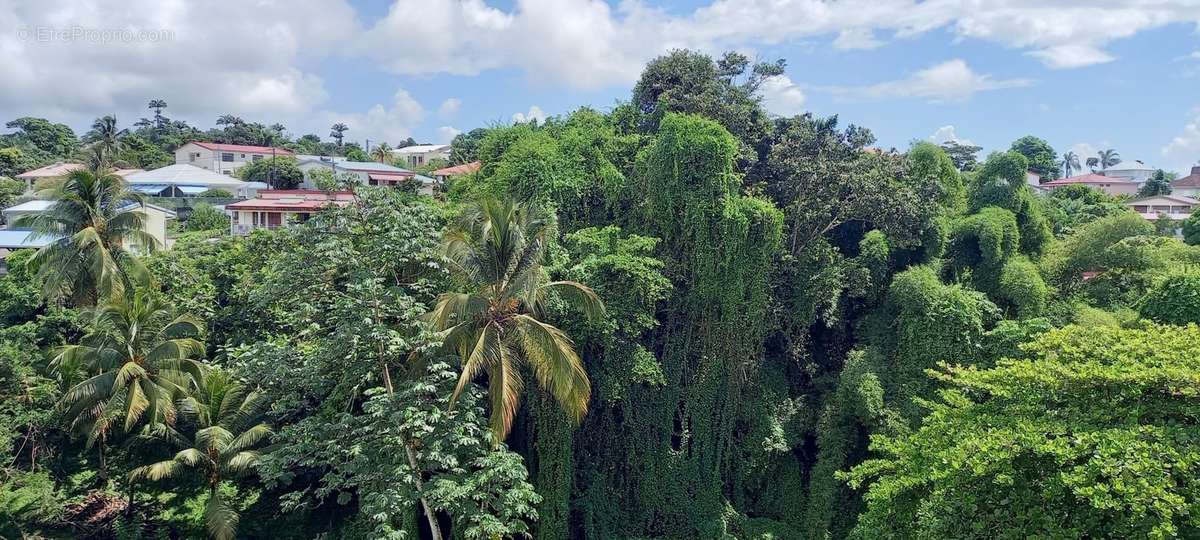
230, 223, 283, 235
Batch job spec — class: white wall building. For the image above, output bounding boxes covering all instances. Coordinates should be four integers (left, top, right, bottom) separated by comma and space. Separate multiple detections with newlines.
1099, 160, 1157, 184
298, 159, 436, 196
2, 199, 175, 250
124, 164, 267, 198
392, 144, 451, 167
174, 142, 294, 176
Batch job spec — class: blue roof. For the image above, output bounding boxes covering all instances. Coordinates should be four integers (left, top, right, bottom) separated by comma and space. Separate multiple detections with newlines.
0, 230, 54, 249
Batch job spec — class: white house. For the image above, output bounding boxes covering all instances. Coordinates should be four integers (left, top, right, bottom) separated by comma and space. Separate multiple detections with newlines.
297, 159, 436, 196
1, 199, 175, 250
174, 142, 294, 176
1170, 166, 1200, 199
392, 144, 451, 167
1100, 160, 1157, 184
124, 164, 267, 198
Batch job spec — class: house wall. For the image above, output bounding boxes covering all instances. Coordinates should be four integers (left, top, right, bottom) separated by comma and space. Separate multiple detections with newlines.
175, 143, 279, 176
1174, 186, 1200, 199
298, 162, 370, 189
227, 209, 314, 235
1050, 182, 1139, 197
395, 147, 451, 167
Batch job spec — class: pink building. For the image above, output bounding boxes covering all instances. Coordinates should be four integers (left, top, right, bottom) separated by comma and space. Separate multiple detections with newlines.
1041, 173, 1139, 197
225, 190, 355, 235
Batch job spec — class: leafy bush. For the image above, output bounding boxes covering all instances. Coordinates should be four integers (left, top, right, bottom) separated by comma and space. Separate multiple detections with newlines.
197, 187, 233, 198
184, 202, 228, 232
1138, 270, 1200, 325
847, 324, 1200, 539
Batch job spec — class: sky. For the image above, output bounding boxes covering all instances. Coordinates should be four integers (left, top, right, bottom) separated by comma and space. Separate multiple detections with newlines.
2, 0, 1200, 174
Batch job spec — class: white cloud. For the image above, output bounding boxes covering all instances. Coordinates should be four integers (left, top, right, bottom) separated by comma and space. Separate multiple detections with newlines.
927, 125, 972, 146
0, 0, 357, 131
317, 89, 425, 146
438, 98, 462, 118
1162, 111, 1200, 172
512, 105, 547, 124
437, 125, 462, 141
1026, 45, 1114, 69
830, 59, 1032, 103
833, 28, 883, 50
759, 75, 807, 116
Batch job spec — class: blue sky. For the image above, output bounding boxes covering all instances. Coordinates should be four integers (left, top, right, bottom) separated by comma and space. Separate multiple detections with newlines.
4, 0, 1200, 173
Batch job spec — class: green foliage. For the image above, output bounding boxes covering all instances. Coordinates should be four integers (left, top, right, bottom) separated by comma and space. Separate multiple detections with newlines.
1009, 135, 1059, 180
1138, 269, 1200, 325
185, 202, 229, 232
906, 142, 965, 212
970, 151, 1051, 255
1041, 212, 1155, 292
1043, 184, 1130, 237
1138, 169, 1173, 197
0, 147, 36, 179
197, 188, 233, 198
847, 324, 1200, 539
236, 156, 303, 189
1185, 212, 1200, 246
996, 256, 1048, 318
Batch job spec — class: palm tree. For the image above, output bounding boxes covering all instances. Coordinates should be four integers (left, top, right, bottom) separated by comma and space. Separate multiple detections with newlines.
215, 114, 243, 127
370, 142, 393, 164
129, 371, 270, 540
52, 287, 205, 483
1097, 149, 1121, 171
85, 115, 127, 165
16, 168, 160, 305
1086, 157, 1100, 171
329, 123, 349, 147
1061, 151, 1080, 178
428, 199, 604, 442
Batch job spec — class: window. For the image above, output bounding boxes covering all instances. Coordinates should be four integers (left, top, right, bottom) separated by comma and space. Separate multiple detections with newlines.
252, 155, 263, 161
221, 153, 234, 162
223, 170, 233, 176
231, 212, 239, 224
189, 152, 198, 162
240, 154, 246, 158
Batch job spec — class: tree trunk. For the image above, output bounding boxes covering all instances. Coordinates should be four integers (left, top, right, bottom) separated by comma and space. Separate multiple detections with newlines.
405, 443, 443, 540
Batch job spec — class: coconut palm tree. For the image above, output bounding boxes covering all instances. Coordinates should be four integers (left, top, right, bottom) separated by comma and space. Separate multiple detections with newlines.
52, 287, 205, 483
84, 115, 127, 165
1061, 151, 1080, 178
1097, 149, 1121, 171
215, 114, 243, 127
370, 142, 393, 164
16, 167, 160, 305
428, 198, 604, 442
329, 123, 349, 147
129, 371, 270, 540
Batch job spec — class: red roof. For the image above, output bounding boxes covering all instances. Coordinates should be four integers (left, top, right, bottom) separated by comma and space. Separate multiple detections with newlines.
1044, 173, 1136, 186
227, 190, 354, 212
431, 161, 481, 176
187, 141, 294, 155
1171, 167, 1200, 188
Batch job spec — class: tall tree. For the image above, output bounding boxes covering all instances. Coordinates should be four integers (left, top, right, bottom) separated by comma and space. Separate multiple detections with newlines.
83, 115, 127, 166
940, 140, 983, 171
16, 168, 159, 305
53, 287, 205, 483
370, 142, 393, 163
129, 370, 270, 540
147, 99, 167, 128
428, 198, 604, 441
1096, 149, 1121, 171
215, 115, 243, 127
329, 123, 349, 147
1061, 150, 1080, 178
1138, 169, 1172, 197
1009, 135, 1059, 180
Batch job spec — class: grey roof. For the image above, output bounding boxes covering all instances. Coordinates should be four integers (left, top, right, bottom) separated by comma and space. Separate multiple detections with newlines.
125, 164, 254, 188
299, 159, 415, 174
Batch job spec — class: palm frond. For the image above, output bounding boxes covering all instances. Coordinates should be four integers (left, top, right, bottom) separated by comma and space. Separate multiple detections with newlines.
535, 281, 606, 321
205, 491, 239, 540
513, 314, 590, 423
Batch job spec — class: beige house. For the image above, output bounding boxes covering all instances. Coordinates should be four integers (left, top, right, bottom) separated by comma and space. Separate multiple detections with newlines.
392, 144, 451, 167
1127, 194, 1198, 223
1, 199, 175, 251
174, 142, 294, 176
15, 163, 142, 192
